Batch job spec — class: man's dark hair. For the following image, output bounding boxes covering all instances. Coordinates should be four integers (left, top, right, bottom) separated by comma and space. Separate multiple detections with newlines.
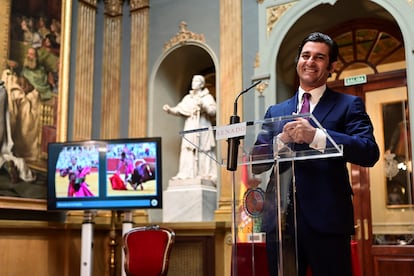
294, 32, 339, 67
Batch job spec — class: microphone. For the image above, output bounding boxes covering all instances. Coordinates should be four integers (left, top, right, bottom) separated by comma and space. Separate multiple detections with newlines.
226, 80, 262, 171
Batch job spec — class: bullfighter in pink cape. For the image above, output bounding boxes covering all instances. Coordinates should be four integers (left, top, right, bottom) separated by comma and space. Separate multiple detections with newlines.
60, 156, 94, 197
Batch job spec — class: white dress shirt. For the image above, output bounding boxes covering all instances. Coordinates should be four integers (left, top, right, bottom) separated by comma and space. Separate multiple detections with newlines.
297, 85, 327, 151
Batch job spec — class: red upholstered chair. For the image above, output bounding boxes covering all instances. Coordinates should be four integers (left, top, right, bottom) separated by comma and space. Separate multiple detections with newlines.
123, 225, 175, 276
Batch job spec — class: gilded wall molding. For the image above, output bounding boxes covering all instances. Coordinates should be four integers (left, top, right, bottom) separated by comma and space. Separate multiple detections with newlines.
254, 52, 260, 68
130, 0, 149, 11
267, 2, 297, 37
0, 0, 11, 70
79, 0, 98, 8
163, 21, 206, 52
256, 81, 269, 96
104, 0, 123, 16
56, 0, 73, 142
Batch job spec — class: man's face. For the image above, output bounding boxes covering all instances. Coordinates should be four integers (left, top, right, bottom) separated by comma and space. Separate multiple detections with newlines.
296, 41, 336, 91
24, 48, 37, 69
21, 20, 28, 31
27, 48, 36, 60
44, 37, 51, 47
191, 76, 203, 90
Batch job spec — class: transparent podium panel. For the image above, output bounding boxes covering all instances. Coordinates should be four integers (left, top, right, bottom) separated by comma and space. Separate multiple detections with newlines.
180, 114, 343, 276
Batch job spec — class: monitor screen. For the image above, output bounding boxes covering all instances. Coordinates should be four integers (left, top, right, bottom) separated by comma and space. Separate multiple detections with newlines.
47, 137, 162, 210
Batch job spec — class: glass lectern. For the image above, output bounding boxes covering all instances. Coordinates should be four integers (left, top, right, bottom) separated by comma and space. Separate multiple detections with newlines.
180, 113, 343, 276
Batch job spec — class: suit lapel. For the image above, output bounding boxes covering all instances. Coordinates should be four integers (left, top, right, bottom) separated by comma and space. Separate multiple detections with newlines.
285, 93, 299, 115
312, 88, 337, 123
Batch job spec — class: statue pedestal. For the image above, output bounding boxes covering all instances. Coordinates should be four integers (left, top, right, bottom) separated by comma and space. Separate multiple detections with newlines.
163, 178, 217, 222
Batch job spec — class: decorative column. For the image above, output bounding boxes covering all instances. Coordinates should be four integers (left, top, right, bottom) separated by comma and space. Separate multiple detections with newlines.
73, 0, 98, 140
100, 0, 123, 139
128, 0, 150, 137
217, 2, 243, 275
215, 0, 243, 221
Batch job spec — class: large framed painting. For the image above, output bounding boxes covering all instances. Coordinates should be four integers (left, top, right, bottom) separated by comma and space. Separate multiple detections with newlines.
0, 0, 71, 210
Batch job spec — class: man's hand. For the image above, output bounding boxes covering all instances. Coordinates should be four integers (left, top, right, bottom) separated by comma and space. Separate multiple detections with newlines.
280, 117, 316, 144
162, 104, 170, 113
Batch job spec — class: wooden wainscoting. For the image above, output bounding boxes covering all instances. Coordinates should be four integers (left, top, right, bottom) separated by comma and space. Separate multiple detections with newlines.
372, 245, 414, 276
0, 217, 231, 276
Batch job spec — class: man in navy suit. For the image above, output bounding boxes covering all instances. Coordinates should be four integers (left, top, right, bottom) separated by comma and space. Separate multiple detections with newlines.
254, 32, 380, 276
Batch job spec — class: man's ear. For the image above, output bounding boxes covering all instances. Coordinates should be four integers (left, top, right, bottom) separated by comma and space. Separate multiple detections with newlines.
328, 61, 337, 73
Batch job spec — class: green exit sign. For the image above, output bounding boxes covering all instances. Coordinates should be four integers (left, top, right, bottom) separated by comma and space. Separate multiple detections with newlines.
344, 74, 367, 86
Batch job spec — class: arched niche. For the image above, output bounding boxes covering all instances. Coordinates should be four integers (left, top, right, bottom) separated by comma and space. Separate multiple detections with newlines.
149, 43, 218, 191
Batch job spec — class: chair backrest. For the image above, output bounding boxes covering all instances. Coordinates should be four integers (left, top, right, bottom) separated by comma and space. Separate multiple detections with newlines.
123, 225, 175, 276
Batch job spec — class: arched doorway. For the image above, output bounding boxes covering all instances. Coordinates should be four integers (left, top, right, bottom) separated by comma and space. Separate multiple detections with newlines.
273, 6, 413, 276
324, 18, 412, 276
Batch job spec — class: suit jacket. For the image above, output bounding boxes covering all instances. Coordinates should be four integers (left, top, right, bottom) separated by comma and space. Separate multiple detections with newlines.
258, 88, 379, 235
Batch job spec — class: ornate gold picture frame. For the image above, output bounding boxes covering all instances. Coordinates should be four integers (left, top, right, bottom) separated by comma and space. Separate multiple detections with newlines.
0, 0, 71, 210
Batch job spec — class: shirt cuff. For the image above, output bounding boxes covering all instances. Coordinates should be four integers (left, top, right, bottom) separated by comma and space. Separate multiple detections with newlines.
309, 128, 326, 152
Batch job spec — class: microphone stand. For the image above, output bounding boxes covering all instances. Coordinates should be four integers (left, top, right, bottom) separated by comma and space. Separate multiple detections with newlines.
226, 80, 261, 276
226, 80, 261, 171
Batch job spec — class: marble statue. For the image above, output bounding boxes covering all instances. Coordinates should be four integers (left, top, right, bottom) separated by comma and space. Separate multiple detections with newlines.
163, 75, 217, 182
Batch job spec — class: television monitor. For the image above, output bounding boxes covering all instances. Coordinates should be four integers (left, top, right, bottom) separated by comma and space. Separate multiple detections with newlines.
47, 137, 162, 211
